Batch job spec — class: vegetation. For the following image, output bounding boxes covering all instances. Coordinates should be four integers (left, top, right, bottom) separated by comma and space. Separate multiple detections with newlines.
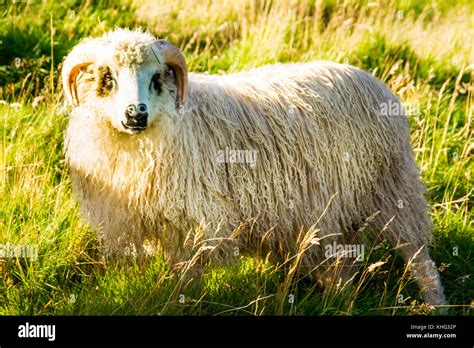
0, 0, 472, 315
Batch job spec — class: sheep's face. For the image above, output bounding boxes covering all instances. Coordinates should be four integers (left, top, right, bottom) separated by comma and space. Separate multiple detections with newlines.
64, 32, 188, 136
83, 50, 178, 135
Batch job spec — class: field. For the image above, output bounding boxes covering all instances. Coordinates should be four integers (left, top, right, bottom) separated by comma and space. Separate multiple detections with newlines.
0, 0, 472, 315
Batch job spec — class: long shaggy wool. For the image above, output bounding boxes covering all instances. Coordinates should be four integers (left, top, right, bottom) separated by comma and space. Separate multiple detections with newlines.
65, 59, 431, 275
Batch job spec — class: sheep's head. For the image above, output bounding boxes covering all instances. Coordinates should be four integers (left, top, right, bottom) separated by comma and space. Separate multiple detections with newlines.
61, 30, 188, 134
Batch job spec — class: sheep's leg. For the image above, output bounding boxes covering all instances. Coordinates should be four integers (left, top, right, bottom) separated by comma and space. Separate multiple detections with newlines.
372, 160, 447, 307
160, 222, 239, 280
302, 232, 362, 292
317, 256, 360, 295
396, 243, 446, 306
72, 179, 144, 260
377, 215, 446, 307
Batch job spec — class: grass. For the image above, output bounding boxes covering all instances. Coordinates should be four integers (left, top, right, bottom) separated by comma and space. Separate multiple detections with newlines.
0, 0, 472, 315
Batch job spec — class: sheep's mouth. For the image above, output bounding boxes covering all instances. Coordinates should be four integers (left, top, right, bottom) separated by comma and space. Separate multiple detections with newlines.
121, 121, 146, 134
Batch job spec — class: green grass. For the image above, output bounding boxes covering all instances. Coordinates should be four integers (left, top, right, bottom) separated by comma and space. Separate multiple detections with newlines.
0, 0, 472, 315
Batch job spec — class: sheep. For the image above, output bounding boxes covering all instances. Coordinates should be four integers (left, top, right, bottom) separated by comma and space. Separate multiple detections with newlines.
61, 28, 446, 306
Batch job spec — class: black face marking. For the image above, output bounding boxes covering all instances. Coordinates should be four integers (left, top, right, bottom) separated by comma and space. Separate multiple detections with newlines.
151, 72, 162, 94
96, 66, 115, 97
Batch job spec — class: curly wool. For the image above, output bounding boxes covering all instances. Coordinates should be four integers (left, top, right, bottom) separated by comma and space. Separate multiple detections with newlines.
65, 60, 431, 271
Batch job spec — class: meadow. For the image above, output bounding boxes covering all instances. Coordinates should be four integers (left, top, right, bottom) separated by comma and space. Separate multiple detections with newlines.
0, 0, 472, 315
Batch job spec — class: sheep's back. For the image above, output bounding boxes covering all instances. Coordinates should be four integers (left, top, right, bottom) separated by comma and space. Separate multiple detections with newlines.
165, 61, 412, 238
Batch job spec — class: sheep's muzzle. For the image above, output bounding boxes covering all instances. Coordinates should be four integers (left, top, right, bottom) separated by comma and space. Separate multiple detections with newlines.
122, 103, 148, 133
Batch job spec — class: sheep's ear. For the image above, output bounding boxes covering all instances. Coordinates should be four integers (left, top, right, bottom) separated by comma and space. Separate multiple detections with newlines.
151, 41, 188, 109
61, 39, 101, 106
62, 62, 94, 106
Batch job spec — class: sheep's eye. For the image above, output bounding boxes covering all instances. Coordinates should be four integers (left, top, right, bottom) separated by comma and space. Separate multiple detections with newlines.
103, 71, 114, 89
151, 72, 161, 93
96, 67, 115, 97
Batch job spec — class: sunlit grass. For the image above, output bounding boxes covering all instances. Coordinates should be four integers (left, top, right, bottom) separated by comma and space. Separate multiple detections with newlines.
0, 0, 472, 315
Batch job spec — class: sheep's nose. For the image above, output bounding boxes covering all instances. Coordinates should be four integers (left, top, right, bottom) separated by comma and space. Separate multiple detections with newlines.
124, 103, 148, 129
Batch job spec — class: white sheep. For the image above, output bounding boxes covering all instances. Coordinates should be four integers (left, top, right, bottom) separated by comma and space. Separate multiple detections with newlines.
61, 29, 446, 306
